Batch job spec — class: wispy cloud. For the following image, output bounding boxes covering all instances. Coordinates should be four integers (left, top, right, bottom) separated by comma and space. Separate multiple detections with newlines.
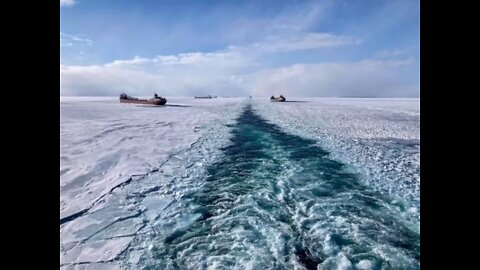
104, 51, 252, 68
249, 33, 360, 53
222, 1, 334, 49
60, 32, 92, 47
374, 48, 414, 59
348, 0, 419, 41
60, 0, 76, 7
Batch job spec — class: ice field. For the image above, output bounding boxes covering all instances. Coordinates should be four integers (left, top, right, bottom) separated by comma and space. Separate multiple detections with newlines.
60, 97, 419, 269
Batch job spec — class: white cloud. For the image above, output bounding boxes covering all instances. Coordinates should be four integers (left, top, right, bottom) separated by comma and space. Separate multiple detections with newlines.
61, 50, 418, 98
60, 32, 92, 47
60, 0, 76, 7
60, 50, 255, 97
104, 56, 152, 68
251, 58, 418, 97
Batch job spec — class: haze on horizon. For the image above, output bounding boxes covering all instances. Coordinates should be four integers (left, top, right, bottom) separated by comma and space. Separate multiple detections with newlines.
60, 0, 419, 98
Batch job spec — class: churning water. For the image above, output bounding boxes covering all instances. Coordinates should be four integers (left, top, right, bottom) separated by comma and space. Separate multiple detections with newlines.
124, 104, 419, 269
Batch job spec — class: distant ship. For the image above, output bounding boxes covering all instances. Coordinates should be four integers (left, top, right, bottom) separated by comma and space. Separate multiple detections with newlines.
270, 95, 286, 102
194, 95, 215, 99
119, 92, 167, 105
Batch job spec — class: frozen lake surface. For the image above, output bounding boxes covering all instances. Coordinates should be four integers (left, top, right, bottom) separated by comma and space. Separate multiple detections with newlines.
60, 97, 419, 269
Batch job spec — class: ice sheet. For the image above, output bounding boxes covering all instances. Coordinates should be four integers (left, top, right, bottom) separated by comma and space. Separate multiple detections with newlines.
60, 97, 245, 267
60, 97, 242, 219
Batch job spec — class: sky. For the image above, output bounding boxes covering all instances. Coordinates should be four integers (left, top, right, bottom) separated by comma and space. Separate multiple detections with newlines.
60, 0, 420, 97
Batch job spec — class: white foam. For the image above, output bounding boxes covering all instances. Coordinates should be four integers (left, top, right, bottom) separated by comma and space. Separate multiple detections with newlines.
356, 259, 373, 270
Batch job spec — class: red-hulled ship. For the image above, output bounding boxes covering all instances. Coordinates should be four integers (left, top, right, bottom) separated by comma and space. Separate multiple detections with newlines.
119, 93, 167, 105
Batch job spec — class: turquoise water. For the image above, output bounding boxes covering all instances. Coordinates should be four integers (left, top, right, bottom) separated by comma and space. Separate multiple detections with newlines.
130, 104, 419, 269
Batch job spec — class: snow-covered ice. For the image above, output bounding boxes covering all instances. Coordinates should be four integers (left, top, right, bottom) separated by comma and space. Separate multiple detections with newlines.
60, 97, 244, 267
60, 97, 243, 220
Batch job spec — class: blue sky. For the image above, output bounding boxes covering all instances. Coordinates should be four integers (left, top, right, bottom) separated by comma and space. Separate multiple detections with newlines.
60, 0, 419, 97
